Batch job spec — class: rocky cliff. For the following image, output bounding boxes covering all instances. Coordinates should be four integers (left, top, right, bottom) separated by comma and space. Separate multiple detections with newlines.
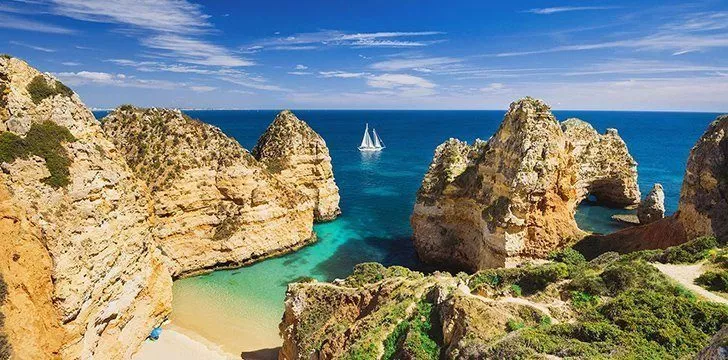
411, 98, 640, 271
675, 115, 728, 242
253, 110, 340, 221
561, 118, 640, 207
0, 57, 171, 359
582, 115, 728, 254
279, 248, 728, 359
102, 106, 316, 277
637, 183, 665, 224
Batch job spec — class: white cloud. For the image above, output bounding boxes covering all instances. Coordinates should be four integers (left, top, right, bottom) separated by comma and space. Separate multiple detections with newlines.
61, 61, 81, 66
9, 41, 55, 52
480, 83, 505, 92
55, 70, 179, 89
496, 11, 728, 57
190, 85, 216, 92
525, 6, 618, 15
370, 57, 461, 71
141, 34, 254, 67
0, 13, 75, 34
319, 71, 368, 78
295, 64, 308, 70
49, 0, 212, 34
366, 74, 435, 89
288, 71, 312, 75
248, 30, 445, 50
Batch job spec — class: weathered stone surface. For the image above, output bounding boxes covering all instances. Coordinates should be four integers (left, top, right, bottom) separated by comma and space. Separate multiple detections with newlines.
675, 115, 728, 242
253, 110, 340, 221
561, 118, 640, 207
0, 57, 171, 359
102, 106, 316, 277
697, 325, 728, 360
637, 183, 665, 224
588, 115, 728, 251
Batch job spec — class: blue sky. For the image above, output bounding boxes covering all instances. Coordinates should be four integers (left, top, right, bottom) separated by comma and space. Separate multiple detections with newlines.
1, 0, 727, 111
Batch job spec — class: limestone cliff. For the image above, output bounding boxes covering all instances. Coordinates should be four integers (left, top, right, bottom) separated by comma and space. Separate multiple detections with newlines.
102, 106, 316, 277
0, 57, 171, 359
583, 115, 728, 253
561, 118, 640, 207
253, 110, 340, 221
637, 183, 665, 224
412, 98, 639, 271
674, 115, 728, 242
279, 249, 727, 359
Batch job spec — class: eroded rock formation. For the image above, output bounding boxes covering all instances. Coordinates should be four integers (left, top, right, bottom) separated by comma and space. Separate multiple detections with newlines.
637, 183, 665, 224
0, 57, 171, 359
411, 98, 640, 271
576, 115, 728, 254
253, 110, 340, 221
561, 118, 640, 207
102, 106, 316, 277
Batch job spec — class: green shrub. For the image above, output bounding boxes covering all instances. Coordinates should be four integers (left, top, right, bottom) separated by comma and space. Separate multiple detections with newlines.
549, 248, 586, 268
0, 121, 76, 188
26, 75, 74, 104
571, 291, 599, 308
0, 54, 11, 60
510, 284, 522, 297
696, 270, 728, 292
659, 236, 718, 264
382, 301, 440, 360
507, 319, 525, 332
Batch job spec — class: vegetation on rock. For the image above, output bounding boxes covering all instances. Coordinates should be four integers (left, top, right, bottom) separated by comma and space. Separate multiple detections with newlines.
0, 121, 76, 188
26, 75, 73, 104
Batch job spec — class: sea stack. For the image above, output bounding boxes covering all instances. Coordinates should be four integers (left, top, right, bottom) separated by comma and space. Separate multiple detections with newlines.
0, 57, 171, 359
253, 110, 340, 221
102, 106, 316, 277
637, 183, 665, 224
561, 118, 640, 207
411, 97, 641, 271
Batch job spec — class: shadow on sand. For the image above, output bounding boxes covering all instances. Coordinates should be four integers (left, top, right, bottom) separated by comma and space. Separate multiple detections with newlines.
241, 347, 280, 360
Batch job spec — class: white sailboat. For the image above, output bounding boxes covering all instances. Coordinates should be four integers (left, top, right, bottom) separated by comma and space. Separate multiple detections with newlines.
358, 123, 385, 151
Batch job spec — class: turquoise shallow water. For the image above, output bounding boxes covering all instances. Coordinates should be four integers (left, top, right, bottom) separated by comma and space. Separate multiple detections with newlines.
96, 109, 721, 352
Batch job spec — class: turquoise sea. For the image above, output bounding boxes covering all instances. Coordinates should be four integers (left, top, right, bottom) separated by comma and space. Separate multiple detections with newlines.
96, 109, 721, 353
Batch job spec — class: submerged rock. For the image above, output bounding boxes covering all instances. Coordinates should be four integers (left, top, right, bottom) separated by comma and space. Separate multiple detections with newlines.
0, 57, 171, 359
102, 106, 316, 277
411, 98, 639, 271
637, 183, 665, 224
253, 110, 340, 221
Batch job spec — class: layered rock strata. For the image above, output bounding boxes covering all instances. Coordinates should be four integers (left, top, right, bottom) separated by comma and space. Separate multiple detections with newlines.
253, 110, 340, 221
102, 106, 316, 277
0, 57, 171, 359
411, 98, 640, 271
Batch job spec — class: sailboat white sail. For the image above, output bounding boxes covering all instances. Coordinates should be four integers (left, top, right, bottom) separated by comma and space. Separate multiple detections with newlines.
372, 129, 385, 149
358, 123, 384, 151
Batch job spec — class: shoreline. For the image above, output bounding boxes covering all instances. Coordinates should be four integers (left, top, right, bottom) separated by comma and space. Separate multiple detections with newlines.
133, 323, 243, 360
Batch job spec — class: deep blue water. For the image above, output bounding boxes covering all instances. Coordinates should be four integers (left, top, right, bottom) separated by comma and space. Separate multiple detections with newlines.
93, 109, 720, 351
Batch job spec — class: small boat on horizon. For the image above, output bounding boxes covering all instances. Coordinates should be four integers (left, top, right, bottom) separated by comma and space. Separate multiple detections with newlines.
358, 123, 385, 152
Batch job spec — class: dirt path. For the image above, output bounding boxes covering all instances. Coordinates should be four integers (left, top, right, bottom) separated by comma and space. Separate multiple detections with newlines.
651, 262, 728, 305
467, 292, 561, 323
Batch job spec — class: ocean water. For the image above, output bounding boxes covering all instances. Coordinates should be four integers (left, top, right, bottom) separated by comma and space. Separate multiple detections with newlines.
95, 109, 720, 353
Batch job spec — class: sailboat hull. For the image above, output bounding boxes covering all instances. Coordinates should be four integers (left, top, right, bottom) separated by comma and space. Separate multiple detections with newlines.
358, 146, 383, 152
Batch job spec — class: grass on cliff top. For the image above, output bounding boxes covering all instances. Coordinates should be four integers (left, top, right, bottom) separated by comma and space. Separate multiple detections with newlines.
0, 121, 76, 188
479, 239, 728, 359
26, 75, 74, 105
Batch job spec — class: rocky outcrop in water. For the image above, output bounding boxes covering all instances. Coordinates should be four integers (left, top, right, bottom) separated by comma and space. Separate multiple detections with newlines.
0, 57, 171, 359
253, 110, 340, 221
637, 183, 665, 224
411, 98, 640, 271
102, 106, 316, 277
561, 118, 640, 207
576, 115, 728, 254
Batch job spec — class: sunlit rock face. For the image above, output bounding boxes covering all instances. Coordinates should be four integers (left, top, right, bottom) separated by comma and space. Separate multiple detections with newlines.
411, 97, 641, 271
0, 57, 171, 359
637, 183, 665, 224
102, 106, 316, 277
253, 110, 341, 222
